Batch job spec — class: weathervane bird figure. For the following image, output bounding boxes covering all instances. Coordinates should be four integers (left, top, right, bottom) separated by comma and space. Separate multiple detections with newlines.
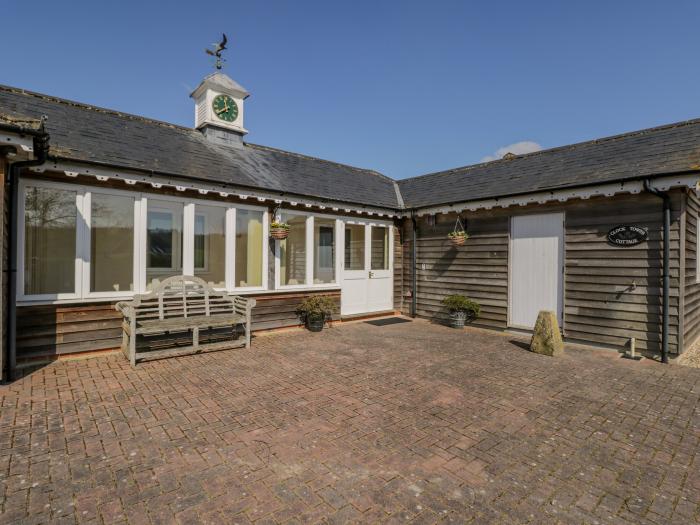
205, 33, 228, 70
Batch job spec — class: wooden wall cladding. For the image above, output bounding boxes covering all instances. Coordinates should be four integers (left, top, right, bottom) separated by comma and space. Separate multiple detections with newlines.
400, 213, 509, 330
563, 192, 682, 354
16, 289, 341, 359
397, 191, 684, 354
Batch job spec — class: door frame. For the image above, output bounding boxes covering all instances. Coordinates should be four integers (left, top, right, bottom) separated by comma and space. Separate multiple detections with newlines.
339, 218, 394, 315
507, 212, 565, 329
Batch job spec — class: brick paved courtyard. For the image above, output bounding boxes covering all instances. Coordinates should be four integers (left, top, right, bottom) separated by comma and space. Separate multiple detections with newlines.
1, 320, 700, 524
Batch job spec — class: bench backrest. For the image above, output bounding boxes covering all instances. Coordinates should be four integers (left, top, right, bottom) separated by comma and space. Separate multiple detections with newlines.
127, 275, 247, 321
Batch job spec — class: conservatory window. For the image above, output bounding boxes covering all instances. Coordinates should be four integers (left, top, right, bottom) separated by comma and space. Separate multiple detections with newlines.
23, 185, 77, 295
314, 218, 336, 284
235, 209, 264, 287
146, 200, 183, 290
91, 193, 135, 292
280, 213, 307, 286
193, 205, 226, 288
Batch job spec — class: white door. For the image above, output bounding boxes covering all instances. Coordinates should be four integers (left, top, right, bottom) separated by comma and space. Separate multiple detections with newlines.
340, 222, 393, 315
509, 213, 564, 329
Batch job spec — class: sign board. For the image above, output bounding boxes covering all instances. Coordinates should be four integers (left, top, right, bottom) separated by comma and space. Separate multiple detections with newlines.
607, 225, 648, 246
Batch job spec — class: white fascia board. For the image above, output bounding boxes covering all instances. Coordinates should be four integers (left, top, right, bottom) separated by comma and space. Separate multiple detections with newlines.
411, 173, 700, 217
27, 159, 399, 218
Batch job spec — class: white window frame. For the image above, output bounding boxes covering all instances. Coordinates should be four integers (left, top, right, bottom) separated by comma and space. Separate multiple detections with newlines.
230, 205, 270, 292
17, 178, 84, 301
17, 180, 269, 303
83, 187, 141, 299
275, 210, 343, 290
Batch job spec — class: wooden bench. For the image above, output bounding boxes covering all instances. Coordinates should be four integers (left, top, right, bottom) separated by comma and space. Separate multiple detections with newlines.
115, 275, 256, 367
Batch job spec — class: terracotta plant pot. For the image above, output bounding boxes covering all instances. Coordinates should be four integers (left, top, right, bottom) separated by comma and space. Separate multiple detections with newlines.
270, 227, 289, 240
306, 315, 325, 332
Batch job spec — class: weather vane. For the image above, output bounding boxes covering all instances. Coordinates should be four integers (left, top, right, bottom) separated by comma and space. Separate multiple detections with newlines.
205, 33, 228, 70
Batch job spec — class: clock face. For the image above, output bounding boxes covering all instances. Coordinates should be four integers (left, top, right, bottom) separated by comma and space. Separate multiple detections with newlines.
212, 94, 238, 123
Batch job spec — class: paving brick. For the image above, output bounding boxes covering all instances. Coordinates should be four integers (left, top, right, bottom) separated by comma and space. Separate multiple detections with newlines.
1, 321, 699, 523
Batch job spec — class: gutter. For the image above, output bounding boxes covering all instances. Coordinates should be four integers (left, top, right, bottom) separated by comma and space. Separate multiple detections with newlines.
643, 179, 670, 364
5, 118, 50, 380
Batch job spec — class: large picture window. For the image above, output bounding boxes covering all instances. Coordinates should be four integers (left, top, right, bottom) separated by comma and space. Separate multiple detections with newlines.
18, 181, 268, 301
236, 209, 264, 287
146, 200, 183, 290
314, 218, 335, 284
23, 185, 77, 295
91, 193, 134, 292
194, 205, 226, 288
280, 214, 307, 286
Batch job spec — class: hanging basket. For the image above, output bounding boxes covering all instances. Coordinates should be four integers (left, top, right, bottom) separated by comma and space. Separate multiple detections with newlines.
270, 223, 290, 240
449, 233, 468, 246
448, 216, 469, 246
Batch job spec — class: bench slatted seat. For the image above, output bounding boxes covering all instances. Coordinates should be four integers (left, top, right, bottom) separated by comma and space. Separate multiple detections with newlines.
115, 275, 256, 367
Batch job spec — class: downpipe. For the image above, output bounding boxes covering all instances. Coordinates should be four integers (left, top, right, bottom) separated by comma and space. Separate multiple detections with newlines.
643, 179, 670, 364
5, 120, 50, 380
411, 213, 417, 318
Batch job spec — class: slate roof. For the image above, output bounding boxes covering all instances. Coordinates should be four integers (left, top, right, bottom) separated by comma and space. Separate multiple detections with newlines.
3, 83, 700, 212
398, 119, 700, 208
0, 85, 400, 209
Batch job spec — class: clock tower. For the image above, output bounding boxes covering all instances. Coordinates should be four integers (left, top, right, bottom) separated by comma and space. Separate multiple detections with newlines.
191, 72, 249, 146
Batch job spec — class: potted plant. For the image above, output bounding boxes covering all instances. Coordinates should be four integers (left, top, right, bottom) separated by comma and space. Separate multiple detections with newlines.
448, 230, 469, 246
441, 294, 480, 328
270, 221, 290, 240
296, 295, 336, 332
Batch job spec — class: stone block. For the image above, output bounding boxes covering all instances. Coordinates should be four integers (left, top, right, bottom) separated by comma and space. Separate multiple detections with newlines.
530, 311, 564, 356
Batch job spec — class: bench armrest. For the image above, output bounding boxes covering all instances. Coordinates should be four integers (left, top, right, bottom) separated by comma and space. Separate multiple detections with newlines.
232, 296, 256, 315
115, 301, 134, 318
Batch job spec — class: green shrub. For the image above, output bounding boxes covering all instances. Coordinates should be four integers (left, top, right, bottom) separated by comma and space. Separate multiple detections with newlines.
296, 295, 337, 321
447, 231, 469, 240
270, 221, 290, 230
441, 294, 480, 318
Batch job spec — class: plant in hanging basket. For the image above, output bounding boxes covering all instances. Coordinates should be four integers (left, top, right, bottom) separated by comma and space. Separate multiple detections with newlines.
270, 221, 290, 240
448, 230, 469, 246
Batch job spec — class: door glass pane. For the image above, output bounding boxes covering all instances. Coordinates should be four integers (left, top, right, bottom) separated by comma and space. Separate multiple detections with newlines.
280, 214, 306, 285
91, 193, 134, 292
146, 200, 183, 290
194, 205, 226, 288
371, 226, 389, 270
24, 186, 76, 295
314, 218, 335, 284
235, 209, 264, 287
344, 224, 365, 270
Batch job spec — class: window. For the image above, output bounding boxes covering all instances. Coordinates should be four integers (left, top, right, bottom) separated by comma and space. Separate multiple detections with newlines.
371, 226, 389, 270
18, 181, 268, 301
146, 200, 183, 289
345, 224, 365, 270
236, 209, 264, 287
194, 205, 226, 288
91, 193, 134, 292
23, 185, 77, 295
314, 218, 335, 284
280, 214, 307, 286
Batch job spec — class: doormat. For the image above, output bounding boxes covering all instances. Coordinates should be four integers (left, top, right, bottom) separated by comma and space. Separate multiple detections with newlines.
365, 317, 412, 326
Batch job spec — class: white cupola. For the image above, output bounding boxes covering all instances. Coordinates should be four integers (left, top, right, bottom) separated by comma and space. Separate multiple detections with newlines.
190, 72, 249, 145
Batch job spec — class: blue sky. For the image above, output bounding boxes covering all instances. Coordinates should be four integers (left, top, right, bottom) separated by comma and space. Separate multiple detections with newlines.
2, 1, 699, 179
